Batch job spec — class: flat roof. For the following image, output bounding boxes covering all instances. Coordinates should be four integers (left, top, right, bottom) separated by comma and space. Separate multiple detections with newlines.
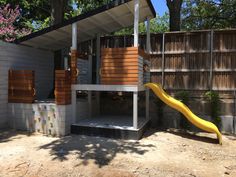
15, 0, 156, 51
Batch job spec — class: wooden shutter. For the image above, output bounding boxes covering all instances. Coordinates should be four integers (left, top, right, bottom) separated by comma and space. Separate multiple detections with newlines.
55, 70, 71, 105
8, 70, 35, 103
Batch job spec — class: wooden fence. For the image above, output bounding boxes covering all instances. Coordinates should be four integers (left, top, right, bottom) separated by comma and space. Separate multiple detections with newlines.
78, 29, 236, 97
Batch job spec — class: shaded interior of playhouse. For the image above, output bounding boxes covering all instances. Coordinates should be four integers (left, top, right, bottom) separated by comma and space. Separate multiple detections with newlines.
9, 0, 156, 139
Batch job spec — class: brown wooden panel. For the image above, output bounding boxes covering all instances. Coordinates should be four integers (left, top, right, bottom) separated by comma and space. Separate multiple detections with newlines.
101, 47, 138, 53
9, 80, 34, 85
8, 85, 34, 90
8, 89, 34, 96
101, 62, 139, 68
213, 72, 236, 89
8, 70, 35, 103
55, 70, 71, 105
101, 51, 139, 56
101, 73, 139, 78
101, 66, 138, 70
101, 69, 139, 74
150, 54, 162, 70
101, 55, 138, 60
101, 59, 139, 64
9, 70, 34, 75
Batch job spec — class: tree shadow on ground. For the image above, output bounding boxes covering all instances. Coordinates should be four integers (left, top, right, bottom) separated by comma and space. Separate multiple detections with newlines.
0, 129, 27, 143
143, 128, 219, 144
38, 134, 155, 168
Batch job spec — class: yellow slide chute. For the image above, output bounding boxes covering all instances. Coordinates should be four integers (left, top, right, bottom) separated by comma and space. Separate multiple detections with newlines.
145, 83, 222, 144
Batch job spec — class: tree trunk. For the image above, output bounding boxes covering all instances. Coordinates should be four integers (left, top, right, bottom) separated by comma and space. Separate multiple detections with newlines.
167, 0, 183, 31
51, 0, 67, 25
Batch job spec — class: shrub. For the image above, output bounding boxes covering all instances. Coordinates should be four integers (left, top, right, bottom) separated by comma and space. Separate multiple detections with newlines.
204, 91, 221, 129
175, 90, 191, 130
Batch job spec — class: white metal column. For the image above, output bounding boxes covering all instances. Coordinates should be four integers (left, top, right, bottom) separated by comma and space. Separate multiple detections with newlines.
146, 16, 151, 53
88, 91, 92, 118
71, 22, 77, 124
96, 34, 101, 84
133, 91, 138, 129
145, 16, 150, 120
72, 23, 77, 50
96, 34, 101, 116
88, 39, 93, 84
134, 0, 140, 47
133, 0, 140, 128
145, 90, 150, 120
72, 89, 77, 123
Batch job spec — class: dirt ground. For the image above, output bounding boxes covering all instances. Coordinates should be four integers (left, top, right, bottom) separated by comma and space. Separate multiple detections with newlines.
0, 129, 236, 177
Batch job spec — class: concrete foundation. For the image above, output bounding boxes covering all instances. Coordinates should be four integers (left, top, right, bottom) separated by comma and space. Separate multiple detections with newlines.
8, 101, 72, 136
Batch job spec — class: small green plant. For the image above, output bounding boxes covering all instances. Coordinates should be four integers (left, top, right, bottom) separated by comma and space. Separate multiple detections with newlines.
204, 91, 221, 129
175, 91, 191, 130
154, 98, 165, 127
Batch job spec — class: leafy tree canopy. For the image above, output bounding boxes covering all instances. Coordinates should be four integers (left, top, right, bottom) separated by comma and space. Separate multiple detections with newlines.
181, 0, 236, 30
114, 12, 170, 35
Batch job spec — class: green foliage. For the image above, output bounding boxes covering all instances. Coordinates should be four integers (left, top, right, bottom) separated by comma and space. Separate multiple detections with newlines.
114, 13, 169, 35
204, 91, 221, 129
75, 0, 113, 13
175, 91, 191, 130
182, 0, 236, 30
0, 0, 109, 31
0, 0, 50, 30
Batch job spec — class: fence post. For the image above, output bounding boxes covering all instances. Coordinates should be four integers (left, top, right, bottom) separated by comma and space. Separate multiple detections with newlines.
209, 30, 214, 90
234, 89, 236, 134
161, 33, 165, 87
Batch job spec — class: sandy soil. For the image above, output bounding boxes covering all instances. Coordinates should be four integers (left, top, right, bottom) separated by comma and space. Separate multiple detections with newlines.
0, 129, 236, 177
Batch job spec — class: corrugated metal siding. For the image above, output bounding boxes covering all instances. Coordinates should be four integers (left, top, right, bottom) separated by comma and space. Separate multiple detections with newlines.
0, 42, 53, 128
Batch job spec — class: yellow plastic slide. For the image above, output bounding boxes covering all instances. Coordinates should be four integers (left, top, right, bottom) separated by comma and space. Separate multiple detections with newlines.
145, 83, 222, 144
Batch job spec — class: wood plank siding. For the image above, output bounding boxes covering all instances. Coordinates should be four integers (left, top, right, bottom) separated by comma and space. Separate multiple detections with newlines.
91, 29, 236, 95
8, 70, 35, 103
55, 70, 71, 105
100, 47, 149, 85
0, 42, 53, 128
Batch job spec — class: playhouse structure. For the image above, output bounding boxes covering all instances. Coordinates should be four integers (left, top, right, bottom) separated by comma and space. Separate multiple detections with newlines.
4, 0, 222, 143
7, 0, 156, 139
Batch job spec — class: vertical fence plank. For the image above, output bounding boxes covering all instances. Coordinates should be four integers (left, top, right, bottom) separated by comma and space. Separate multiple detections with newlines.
209, 30, 214, 90
161, 33, 165, 87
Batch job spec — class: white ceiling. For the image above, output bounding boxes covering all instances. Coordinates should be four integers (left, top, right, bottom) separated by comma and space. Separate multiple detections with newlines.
18, 0, 155, 51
